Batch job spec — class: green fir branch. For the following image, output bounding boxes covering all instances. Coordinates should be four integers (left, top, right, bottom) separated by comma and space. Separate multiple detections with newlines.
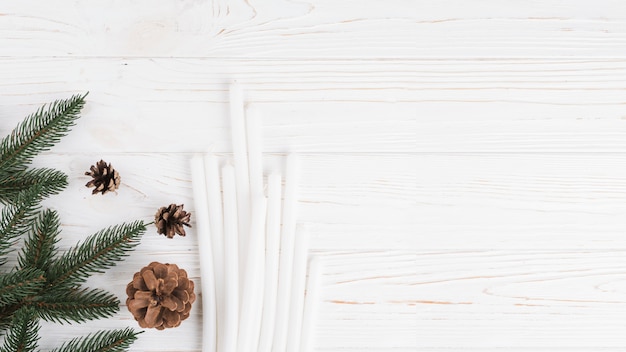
18, 209, 60, 271
49, 328, 141, 352
0, 269, 45, 307
0, 187, 41, 264
0, 168, 68, 205
0, 93, 86, 173
0, 307, 39, 352
46, 221, 146, 289
0, 94, 143, 352
27, 288, 119, 324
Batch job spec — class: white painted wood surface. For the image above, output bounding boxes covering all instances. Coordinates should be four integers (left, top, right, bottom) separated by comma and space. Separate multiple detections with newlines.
2, 1, 626, 351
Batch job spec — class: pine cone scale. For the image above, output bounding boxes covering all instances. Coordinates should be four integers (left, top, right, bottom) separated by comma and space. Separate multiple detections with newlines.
163, 309, 181, 328
141, 269, 158, 291
128, 296, 149, 311
144, 305, 162, 327
173, 288, 189, 303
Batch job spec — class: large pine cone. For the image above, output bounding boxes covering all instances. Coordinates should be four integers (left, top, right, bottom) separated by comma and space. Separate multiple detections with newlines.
126, 262, 196, 330
155, 204, 191, 238
85, 159, 121, 195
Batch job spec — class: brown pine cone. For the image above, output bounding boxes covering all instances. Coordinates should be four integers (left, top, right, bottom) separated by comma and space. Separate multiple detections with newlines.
126, 262, 196, 330
155, 204, 191, 239
85, 159, 121, 195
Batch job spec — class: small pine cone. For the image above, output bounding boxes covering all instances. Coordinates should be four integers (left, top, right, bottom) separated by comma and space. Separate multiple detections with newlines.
126, 262, 196, 330
85, 160, 121, 195
155, 204, 191, 239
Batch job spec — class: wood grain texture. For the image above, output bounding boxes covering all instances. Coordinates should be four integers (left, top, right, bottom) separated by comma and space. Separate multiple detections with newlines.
2, 0, 626, 58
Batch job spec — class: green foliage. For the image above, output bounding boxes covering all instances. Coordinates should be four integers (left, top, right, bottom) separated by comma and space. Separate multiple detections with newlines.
18, 209, 60, 270
28, 288, 119, 324
0, 95, 144, 352
0, 94, 86, 174
0, 269, 46, 307
0, 308, 39, 352
47, 221, 146, 289
0, 187, 42, 265
0, 169, 68, 204
49, 328, 141, 352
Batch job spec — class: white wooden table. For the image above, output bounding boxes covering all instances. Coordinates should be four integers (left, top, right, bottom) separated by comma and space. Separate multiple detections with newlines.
2, 1, 626, 350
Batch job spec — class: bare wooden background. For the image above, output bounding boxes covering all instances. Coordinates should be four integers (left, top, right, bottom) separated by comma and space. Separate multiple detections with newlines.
2, 0, 626, 350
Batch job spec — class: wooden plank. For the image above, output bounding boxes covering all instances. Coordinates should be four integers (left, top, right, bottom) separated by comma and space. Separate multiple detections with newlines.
28, 151, 626, 251
1, 0, 626, 58
6, 58, 626, 152
414, 153, 626, 249
0, 58, 415, 153
413, 250, 626, 349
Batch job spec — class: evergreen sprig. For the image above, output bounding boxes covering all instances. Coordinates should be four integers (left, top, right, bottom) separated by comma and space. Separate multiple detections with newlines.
0, 168, 67, 205
18, 209, 60, 271
0, 308, 39, 352
0, 269, 46, 307
49, 328, 141, 352
0, 93, 86, 174
46, 221, 147, 289
29, 288, 119, 324
0, 187, 41, 264
0, 95, 143, 352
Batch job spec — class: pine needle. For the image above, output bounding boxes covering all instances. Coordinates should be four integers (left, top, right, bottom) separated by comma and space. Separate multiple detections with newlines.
0, 168, 68, 205
18, 209, 60, 270
0, 93, 87, 173
46, 221, 146, 289
28, 288, 119, 324
49, 328, 141, 352
0, 307, 39, 352
0, 187, 41, 264
0, 269, 46, 307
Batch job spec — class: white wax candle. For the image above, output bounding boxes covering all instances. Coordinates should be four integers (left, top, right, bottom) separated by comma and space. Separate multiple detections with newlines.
299, 256, 323, 352
257, 173, 283, 352
221, 164, 239, 352
246, 106, 264, 198
190, 155, 217, 352
229, 83, 250, 264
204, 154, 225, 352
271, 154, 300, 352
237, 196, 267, 352
285, 225, 311, 352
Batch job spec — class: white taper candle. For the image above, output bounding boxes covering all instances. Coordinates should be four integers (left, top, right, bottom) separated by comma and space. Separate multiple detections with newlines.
299, 256, 323, 352
237, 196, 268, 352
229, 83, 250, 266
204, 154, 225, 352
221, 164, 239, 352
246, 106, 264, 198
257, 173, 283, 352
271, 154, 300, 352
285, 225, 311, 352
190, 155, 217, 352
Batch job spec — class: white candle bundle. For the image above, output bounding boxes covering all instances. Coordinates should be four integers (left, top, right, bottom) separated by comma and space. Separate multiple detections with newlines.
192, 83, 322, 352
